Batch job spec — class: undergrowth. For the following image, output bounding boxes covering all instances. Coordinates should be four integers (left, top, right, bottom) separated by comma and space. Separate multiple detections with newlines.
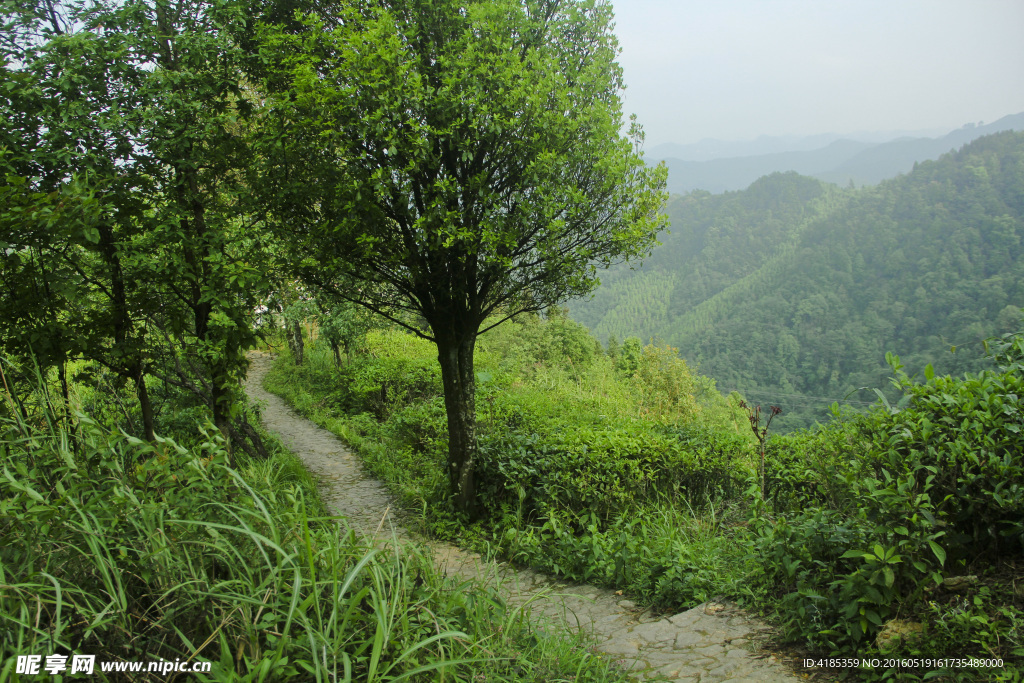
1, 362, 635, 682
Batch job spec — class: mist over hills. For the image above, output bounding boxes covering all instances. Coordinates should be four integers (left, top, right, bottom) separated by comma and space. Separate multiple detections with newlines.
652, 113, 1024, 194
647, 127, 948, 162
572, 131, 1024, 431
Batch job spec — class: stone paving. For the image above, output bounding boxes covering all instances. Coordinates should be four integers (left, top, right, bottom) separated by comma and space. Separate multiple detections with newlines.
245, 352, 803, 682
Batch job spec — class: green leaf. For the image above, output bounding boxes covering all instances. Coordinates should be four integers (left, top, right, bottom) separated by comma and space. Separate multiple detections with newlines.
882, 566, 895, 587
928, 540, 946, 566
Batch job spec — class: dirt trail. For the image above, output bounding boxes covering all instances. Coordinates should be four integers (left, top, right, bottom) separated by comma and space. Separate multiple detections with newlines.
245, 352, 801, 682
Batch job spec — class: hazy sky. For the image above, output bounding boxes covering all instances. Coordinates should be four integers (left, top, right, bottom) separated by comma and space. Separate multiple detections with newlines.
610, 0, 1024, 147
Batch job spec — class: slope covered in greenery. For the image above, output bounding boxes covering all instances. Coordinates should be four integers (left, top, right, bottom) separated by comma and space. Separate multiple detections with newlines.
571, 170, 845, 341
1, 356, 638, 682
265, 314, 1024, 678
574, 132, 1024, 430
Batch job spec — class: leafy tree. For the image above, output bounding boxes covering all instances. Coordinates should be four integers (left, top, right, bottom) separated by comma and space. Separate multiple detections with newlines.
0, 0, 269, 448
606, 333, 620, 361
258, 0, 667, 513
0, 0, 160, 431
616, 336, 643, 376
315, 296, 378, 366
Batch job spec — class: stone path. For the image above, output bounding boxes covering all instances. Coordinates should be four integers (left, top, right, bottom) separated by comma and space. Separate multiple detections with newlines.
245, 352, 802, 682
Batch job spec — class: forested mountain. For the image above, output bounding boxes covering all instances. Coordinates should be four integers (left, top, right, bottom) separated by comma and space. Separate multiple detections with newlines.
656, 113, 1024, 194
571, 171, 846, 343
572, 131, 1024, 430
815, 114, 1024, 186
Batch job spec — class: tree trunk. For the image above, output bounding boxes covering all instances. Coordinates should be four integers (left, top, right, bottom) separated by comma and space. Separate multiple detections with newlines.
284, 323, 295, 358
210, 360, 232, 451
287, 320, 304, 365
329, 338, 342, 367
57, 361, 76, 447
435, 332, 478, 517
294, 321, 304, 365
134, 367, 156, 443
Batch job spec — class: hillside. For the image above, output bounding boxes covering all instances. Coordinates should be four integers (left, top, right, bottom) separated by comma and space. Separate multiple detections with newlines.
655, 112, 1024, 194
572, 131, 1024, 430
571, 172, 848, 343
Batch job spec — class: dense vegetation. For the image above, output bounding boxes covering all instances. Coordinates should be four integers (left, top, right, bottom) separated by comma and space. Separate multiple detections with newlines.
0, 0, 663, 679
255, 0, 667, 514
4, 0, 1022, 679
266, 311, 1024, 680
264, 313, 755, 604
574, 132, 1024, 431
0, 364, 635, 681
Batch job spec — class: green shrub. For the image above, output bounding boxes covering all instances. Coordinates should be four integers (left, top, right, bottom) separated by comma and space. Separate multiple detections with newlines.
859, 347, 1024, 560
266, 318, 1024, 674
751, 332, 1024, 668
480, 309, 597, 377
265, 321, 757, 617
500, 500, 749, 610
477, 422, 751, 526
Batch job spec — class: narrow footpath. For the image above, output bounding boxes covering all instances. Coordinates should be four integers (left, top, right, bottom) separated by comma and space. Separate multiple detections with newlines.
245, 352, 803, 682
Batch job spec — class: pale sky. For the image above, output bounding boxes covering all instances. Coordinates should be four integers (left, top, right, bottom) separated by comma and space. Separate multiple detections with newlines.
610, 0, 1024, 147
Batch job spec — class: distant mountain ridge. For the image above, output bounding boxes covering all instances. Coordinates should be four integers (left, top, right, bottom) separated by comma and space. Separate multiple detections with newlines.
652, 113, 1024, 194
648, 127, 947, 162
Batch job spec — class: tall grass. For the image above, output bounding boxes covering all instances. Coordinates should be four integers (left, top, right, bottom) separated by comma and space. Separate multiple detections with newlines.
0, 369, 633, 681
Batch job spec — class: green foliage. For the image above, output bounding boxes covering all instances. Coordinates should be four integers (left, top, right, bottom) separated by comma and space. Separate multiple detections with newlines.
749, 332, 1024, 670
264, 319, 754, 615
523, 308, 598, 372
0, 0, 271, 443
266, 309, 1024, 675
861, 346, 1024, 560
259, 0, 668, 325
572, 172, 840, 342
290, 329, 444, 420
500, 500, 749, 610
924, 591, 1024, 670
476, 423, 750, 527
256, 0, 669, 513
616, 336, 643, 376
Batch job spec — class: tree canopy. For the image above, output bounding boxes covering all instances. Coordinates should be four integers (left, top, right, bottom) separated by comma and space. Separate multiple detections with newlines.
257, 0, 668, 512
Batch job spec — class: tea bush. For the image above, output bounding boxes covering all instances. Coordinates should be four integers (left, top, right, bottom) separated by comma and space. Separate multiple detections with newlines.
477, 422, 751, 526
751, 332, 1024, 672
267, 316, 1024, 677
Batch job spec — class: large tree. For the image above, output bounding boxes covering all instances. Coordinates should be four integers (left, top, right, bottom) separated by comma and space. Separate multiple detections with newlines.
259, 0, 668, 513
